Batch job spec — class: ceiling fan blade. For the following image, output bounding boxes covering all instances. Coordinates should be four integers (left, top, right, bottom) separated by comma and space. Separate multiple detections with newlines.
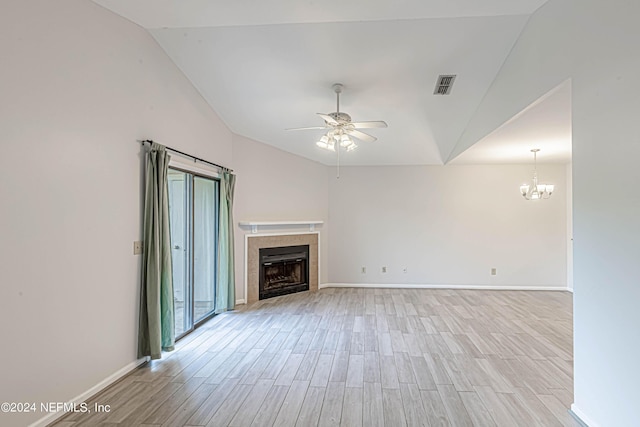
317, 113, 338, 125
346, 129, 377, 143
349, 120, 388, 129
285, 126, 328, 131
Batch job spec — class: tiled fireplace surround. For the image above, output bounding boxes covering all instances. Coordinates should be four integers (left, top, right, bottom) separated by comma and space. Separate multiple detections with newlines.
245, 233, 319, 304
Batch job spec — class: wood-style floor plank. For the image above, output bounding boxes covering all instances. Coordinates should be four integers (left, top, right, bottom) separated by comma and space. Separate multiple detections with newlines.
273, 380, 309, 427
318, 381, 345, 427
363, 382, 384, 427
250, 384, 289, 427
340, 386, 363, 426
50, 288, 574, 427
437, 384, 474, 427
399, 383, 429, 427
420, 389, 451, 427
295, 386, 325, 427
228, 379, 274, 426
459, 391, 497, 427
382, 388, 407, 427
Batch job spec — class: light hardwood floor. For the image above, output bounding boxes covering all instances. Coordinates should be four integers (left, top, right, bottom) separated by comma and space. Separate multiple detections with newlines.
52, 288, 579, 426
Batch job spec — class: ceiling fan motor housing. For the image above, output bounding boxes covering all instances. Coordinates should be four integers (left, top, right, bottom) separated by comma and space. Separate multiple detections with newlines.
328, 112, 352, 124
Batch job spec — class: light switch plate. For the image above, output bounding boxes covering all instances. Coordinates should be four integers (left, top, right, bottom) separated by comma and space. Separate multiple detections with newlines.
134, 241, 143, 255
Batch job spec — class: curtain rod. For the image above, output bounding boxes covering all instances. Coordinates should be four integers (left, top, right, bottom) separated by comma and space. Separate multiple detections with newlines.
138, 139, 233, 172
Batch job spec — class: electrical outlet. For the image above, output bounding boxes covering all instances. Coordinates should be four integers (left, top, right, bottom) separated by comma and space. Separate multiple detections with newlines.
134, 241, 143, 255
491, 268, 497, 276
382, 266, 387, 273
361, 267, 366, 274
403, 267, 408, 274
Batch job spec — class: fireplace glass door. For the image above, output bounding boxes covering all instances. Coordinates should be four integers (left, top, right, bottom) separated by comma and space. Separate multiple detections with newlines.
259, 245, 309, 300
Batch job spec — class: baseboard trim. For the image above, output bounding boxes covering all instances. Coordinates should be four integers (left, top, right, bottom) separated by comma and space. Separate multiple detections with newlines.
29, 357, 149, 427
570, 404, 597, 427
319, 283, 570, 292
235, 298, 246, 305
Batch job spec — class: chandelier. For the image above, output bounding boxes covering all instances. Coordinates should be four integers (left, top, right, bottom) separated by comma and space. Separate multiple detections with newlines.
520, 149, 554, 200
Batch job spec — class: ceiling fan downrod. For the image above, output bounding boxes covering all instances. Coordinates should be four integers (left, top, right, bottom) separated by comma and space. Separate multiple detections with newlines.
333, 83, 343, 113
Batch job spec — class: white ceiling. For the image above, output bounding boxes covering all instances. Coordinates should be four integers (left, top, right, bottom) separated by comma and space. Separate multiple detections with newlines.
449, 80, 572, 164
92, 0, 566, 166
91, 0, 548, 28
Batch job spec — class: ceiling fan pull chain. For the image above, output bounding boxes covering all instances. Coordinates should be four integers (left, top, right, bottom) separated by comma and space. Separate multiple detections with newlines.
337, 139, 341, 179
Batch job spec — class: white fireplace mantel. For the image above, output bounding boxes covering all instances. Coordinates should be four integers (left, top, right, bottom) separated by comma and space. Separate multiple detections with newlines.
239, 220, 324, 234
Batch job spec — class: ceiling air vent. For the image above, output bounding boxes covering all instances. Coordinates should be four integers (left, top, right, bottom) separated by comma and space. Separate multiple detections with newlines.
434, 74, 457, 95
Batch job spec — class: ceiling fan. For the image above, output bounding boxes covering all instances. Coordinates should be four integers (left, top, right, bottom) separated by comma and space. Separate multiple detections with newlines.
286, 83, 388, 152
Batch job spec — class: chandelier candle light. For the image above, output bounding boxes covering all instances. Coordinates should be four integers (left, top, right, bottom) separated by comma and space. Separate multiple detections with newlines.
520, 149, 554, 200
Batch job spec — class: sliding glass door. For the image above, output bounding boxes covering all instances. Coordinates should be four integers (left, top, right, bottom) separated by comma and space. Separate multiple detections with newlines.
168, 169, 190, 336
168, 168, 219, 339
193, 176, 218, 322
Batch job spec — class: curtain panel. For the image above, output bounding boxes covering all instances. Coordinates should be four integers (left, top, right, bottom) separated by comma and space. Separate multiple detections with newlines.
138, 142, 175, 360
216, 170, 236, 313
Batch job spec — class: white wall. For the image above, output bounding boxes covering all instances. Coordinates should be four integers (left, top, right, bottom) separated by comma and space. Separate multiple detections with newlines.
232, 134, 330, 301
457, 1, 640, 425
0, 1, 232, 426
566, 163, 573, 291
328, 164, 567, 288
5, 0, 620, 425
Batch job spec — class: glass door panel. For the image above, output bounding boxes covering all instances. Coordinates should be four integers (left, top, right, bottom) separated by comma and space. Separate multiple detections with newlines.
193, 176, 219, 323
168, 168, 219, 339
168, 170, 191, 337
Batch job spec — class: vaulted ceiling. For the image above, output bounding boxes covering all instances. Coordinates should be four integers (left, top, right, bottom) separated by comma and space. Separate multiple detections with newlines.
92, 0, 571, 165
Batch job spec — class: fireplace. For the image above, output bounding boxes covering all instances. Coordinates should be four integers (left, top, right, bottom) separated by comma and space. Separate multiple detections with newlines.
259, 245, 309, 300
245, 233, 318, 304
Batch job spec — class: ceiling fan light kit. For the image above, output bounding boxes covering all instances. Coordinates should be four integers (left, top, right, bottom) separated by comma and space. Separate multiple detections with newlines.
520, 149, 554, 200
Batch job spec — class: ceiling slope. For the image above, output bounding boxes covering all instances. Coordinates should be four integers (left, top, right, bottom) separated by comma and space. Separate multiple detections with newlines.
91, 0, 547, 28
92, 0, 554, 166
150, 17, 528, 165
449, 80, 571, 164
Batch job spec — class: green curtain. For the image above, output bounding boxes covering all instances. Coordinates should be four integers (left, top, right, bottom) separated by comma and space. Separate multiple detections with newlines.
215, 170, 236, 313
138, 142, 175, 360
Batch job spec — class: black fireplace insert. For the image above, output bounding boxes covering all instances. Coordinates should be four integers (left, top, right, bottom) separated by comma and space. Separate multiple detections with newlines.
259, 245, 309, 300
